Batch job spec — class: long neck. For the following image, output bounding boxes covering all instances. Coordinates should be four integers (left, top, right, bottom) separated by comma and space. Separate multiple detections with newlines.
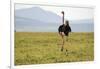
62, 14, 64, 24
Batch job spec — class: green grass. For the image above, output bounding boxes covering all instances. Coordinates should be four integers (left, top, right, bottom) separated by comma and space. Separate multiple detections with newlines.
15, 32, 94, 65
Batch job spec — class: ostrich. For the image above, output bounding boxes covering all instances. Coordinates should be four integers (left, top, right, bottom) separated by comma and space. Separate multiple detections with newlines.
58, 11, 71, 51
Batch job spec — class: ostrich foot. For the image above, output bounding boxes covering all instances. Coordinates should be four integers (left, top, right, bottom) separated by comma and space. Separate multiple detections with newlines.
61, 47, 63, 52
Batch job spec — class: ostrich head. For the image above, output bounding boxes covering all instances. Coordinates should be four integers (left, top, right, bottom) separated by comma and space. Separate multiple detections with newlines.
61, 11, 64, 15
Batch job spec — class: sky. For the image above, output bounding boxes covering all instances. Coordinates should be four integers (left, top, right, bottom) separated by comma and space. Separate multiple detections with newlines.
15, 4, 94, 32
15, 4, 94, 20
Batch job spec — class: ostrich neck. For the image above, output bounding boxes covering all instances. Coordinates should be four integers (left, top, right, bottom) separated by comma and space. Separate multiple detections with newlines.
63, 14, 64, 24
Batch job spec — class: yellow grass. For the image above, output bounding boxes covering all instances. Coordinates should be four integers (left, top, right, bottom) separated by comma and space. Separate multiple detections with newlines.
15, 32, 94, 65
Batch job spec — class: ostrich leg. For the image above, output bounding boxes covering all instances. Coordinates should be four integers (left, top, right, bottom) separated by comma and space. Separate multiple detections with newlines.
61, 11, 65, 51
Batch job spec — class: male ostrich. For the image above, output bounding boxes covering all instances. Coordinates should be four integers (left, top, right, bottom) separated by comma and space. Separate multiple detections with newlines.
58, 11, 71, 51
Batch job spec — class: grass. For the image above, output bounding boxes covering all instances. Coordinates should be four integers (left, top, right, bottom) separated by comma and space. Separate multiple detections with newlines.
14, 32, 94, 65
